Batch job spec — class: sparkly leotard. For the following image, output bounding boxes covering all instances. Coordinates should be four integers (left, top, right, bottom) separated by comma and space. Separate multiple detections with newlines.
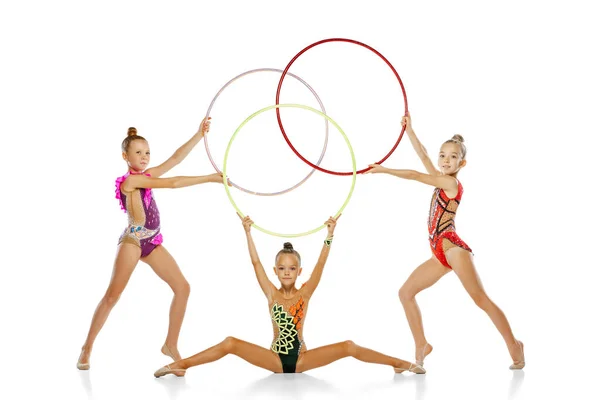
115, 172, 163, 257
428, 180, 472, 268
269, 287, 308, 373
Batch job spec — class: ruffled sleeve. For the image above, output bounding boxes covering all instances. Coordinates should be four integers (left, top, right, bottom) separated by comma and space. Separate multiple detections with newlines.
115, 173, 129, 212
116, 171, 153, 210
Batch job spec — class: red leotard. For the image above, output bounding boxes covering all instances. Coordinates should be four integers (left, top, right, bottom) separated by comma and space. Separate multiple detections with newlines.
428, 180, 472, 268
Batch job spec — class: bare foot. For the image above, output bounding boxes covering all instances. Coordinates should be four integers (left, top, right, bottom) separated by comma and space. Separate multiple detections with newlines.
77, 347, 91, 370
509, 341, 525, 369
416, 343, 433, 366
161, 344, 182, 362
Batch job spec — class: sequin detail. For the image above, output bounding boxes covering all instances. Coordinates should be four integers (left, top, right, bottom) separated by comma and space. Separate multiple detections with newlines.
427, 180, 472, 268
123, 225, 160, 240
115, 172, 162, 257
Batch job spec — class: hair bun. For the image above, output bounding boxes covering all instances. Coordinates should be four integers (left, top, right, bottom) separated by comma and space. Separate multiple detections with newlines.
451, 134, 464, 143
127, 127, 137, 137
283, 242, 294, 250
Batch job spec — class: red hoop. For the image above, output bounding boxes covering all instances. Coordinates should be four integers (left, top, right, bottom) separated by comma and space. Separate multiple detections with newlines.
276, 38, 408, 176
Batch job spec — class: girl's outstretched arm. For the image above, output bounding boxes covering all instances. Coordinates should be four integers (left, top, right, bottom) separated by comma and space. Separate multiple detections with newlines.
122, 172, 226, 191
146, 117, 211, 178
302, 215, 339, 296
366, 164, 457, 192
402, 114, 440, 176
238, 213, 277, 300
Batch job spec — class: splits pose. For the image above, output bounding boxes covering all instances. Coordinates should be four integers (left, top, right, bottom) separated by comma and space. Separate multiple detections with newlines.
77, 119, 226, 370
367, 113, 525, 370
154, 214, 424, 377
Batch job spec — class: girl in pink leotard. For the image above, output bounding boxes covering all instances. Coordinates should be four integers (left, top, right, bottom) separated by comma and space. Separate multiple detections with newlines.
77, 119, 226, 370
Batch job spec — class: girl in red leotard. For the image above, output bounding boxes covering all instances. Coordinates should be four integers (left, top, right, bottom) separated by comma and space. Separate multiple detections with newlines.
367, 113, 525, 371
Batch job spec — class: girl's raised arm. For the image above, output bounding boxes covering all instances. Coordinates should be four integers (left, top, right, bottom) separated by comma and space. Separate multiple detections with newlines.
146, 118, 211, 178
238, 213, 277, 300
302, 215, 339, 296
403, 114, 440, 176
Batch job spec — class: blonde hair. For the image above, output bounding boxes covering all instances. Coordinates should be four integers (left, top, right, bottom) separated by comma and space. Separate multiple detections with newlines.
275, 242, 301, 266
443, 134, 467, 159
121, 127, 147, 152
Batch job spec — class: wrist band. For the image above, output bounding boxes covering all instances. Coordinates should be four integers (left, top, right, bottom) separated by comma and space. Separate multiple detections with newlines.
324, 236, 333, 247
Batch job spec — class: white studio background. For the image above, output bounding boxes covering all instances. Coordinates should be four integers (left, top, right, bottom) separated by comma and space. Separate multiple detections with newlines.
0, 1, 598, 400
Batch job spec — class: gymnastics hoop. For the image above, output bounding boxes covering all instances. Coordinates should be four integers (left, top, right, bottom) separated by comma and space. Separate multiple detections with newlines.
276, 38, 408, 176
204, 68, 329, 196
223, 104, 356, 238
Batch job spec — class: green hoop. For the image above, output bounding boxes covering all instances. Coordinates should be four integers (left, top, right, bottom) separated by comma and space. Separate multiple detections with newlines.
223, 104, 356, 238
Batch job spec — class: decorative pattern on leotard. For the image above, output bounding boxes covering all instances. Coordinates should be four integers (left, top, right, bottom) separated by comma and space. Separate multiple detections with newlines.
271, 296, 305, 355
427, 180, 471, 268
115, 172, 163, 257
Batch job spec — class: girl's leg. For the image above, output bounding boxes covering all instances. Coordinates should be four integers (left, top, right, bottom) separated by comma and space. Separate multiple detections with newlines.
295, 341, 419, 373
445, 247, 524, 365
78, 243, 141, 368
141, 245, 190, 361
155, 337, 283, 377
398, 256, 450, 363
